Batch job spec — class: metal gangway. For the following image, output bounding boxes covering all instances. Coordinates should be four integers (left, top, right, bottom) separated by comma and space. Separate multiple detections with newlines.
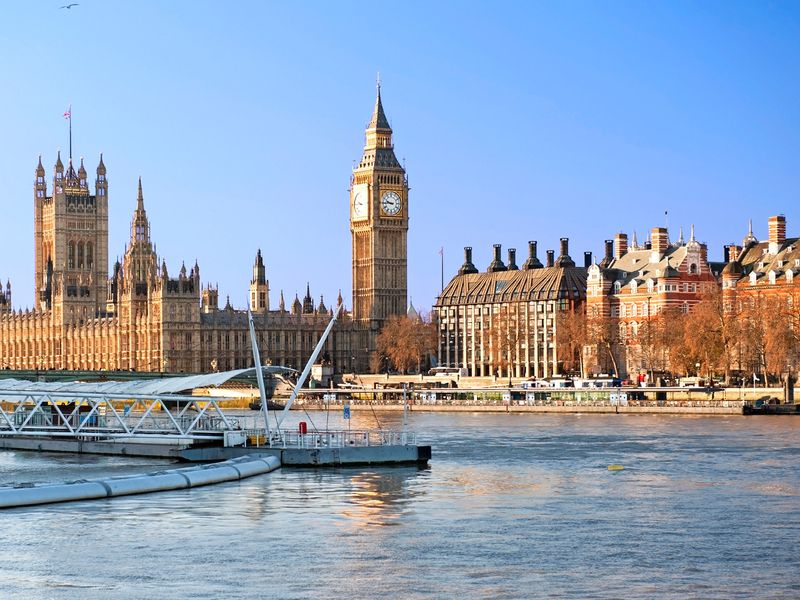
0, 367, 292, 443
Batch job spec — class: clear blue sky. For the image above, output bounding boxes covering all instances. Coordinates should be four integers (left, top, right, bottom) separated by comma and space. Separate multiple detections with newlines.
1, 1, 798, 312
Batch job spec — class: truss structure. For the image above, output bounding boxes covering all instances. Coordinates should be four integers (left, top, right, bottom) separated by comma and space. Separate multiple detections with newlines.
0, 388, 238, 440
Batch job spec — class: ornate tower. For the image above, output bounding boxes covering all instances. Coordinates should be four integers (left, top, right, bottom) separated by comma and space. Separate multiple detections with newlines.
250, 249, 270, 313
34, 152, 109, 319
122, 178, 157, 289
350, 82, 409, 369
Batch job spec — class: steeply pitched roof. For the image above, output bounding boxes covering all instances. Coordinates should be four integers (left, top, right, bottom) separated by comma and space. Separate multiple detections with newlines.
436, 266, 587, 306
368, 85, 391, 131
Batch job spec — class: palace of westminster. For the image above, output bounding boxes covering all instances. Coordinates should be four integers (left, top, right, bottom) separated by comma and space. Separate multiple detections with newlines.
1, 85, 798, 379
0, 86, 409, 374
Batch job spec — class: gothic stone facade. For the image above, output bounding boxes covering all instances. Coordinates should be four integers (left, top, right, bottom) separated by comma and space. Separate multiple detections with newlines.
350, 84, 409, 371
0, 88, 407, 374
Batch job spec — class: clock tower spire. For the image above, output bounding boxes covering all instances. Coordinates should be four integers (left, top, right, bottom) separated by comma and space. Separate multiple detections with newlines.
350, 81, 409, 371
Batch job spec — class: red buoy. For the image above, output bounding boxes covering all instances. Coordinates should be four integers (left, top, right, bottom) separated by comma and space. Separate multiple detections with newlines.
298, 421, 307, 434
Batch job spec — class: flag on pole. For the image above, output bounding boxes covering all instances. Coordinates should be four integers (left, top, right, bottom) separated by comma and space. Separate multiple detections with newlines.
438, 247, 444, 257
63, 105, 71, 119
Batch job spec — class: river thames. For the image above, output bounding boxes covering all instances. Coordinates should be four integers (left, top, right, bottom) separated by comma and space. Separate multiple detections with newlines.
0, 413, 798, 599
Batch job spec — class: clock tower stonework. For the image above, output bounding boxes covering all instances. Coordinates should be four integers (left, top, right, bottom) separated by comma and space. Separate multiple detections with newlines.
350, 84, 409, 370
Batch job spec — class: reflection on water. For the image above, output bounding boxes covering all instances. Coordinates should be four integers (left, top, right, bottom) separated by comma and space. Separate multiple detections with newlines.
338, 466, 429, 529
0, 413, 798, 599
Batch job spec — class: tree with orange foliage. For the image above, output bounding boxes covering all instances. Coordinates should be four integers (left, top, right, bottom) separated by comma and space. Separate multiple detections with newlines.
375, 314, 437, 374
684, 286, 739, 384
556, 304, 587, 376
584, 308, 621, 377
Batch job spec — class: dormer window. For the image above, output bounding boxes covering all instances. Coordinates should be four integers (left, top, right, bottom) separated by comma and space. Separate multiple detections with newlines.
613, 281, 621, 293
787, 271, 794, 284
750, 272, 757, 285
630, 281, 638, 293
768, 271, 776, 285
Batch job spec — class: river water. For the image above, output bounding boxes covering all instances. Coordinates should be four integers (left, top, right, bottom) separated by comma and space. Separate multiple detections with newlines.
0, 412, 798, 599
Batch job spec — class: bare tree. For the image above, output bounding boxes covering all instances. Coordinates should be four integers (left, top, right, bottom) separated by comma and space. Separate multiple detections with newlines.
684, 287, 740, 384
763, 294, 794, 380
556, 304, 587, 377
376, 314, 437, 374
585, 308, 621, 377
487, 305, 519, 379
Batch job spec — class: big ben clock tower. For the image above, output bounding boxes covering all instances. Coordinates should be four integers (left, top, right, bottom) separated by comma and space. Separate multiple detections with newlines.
350, 82, 409, 370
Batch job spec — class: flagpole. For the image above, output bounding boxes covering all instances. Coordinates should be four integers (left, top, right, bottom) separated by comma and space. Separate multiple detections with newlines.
69, 107, 72, 160
440, 247, 444, 293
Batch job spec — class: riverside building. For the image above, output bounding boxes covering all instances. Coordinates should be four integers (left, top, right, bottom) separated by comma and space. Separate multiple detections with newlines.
434, 239, 588, 378
585, 226, 719, 378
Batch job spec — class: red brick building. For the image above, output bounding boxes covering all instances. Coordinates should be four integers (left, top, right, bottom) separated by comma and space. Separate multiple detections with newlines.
586, 225, 719, 379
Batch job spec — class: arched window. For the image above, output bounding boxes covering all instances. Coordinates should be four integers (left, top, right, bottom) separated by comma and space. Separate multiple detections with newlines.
613, 281, 621, 293
86, 242, 93, 269
77, 242, 84, 269
68, 242, 75, 269
689, 263, 698, 274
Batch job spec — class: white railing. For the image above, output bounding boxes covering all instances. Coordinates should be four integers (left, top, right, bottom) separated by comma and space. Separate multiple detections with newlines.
240, 428, 416, 449
0, 391, 237, 440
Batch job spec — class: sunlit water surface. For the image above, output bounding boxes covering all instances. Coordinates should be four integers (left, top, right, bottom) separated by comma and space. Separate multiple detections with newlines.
0, 412, 798, 599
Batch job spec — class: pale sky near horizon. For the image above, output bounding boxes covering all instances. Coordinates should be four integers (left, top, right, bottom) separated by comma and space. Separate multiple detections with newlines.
1, 1, 798, 312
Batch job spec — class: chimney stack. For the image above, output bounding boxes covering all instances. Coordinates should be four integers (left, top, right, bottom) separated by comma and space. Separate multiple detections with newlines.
584, 251, 592, 268
507, 248, 518, 270
728, 244, 741, 263
555, 238, 576, 268
723, 245, 731, 263
487, 244, 507, 273
523, 241, 543, 270
768, 215, 786, 254
651, 227, 669, 254
599, 240, 614, 268
614, 233, 628, 259
546, 250, 555, 268
458, 246, 479, 275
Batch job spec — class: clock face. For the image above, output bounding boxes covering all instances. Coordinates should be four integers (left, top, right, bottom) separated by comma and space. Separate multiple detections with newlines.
353, 190, 367, 218
381, 191, 402, 216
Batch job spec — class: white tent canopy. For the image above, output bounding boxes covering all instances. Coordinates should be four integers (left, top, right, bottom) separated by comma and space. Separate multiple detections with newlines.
0, 366, 294, 400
